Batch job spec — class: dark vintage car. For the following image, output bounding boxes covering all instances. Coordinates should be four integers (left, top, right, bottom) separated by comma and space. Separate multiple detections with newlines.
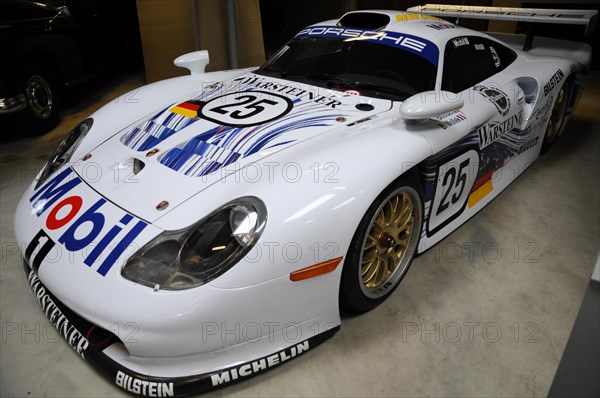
0, 0, 141, 135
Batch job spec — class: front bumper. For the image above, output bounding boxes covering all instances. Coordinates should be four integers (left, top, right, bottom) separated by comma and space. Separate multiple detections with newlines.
23, 261, 339, 396
0, 93, 26, 114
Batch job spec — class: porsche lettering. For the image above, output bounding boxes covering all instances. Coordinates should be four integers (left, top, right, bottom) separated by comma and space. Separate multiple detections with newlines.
297, 27, 427, 52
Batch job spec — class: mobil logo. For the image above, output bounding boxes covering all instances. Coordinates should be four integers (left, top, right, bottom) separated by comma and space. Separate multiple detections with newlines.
28, 167, 147, 276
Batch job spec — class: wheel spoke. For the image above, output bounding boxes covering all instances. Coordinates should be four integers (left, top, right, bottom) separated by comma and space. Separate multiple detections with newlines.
359, 186, 420, 295
363, 257, 380, 284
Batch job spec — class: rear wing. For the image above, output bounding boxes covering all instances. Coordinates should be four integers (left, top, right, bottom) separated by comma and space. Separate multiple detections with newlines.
408, 4, 598, 50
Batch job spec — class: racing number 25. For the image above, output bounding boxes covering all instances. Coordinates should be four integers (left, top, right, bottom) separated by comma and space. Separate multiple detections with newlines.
428, 150, 479, 235
209, 94, 277, 120
199, 91, 293, 127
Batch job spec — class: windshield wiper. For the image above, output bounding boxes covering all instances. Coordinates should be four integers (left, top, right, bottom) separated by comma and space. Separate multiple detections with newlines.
279, 71, 340, 81
274, 71, 414, 98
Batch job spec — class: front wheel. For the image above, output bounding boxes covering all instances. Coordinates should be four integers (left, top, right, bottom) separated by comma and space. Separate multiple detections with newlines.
340, 173, 423, 312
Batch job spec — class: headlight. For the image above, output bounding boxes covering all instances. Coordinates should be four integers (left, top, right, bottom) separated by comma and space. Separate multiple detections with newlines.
121, 197, 267, 290
35, 118, 93, 189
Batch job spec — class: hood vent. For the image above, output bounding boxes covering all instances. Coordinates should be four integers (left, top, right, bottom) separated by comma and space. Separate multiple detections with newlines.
133, 158, 145, 175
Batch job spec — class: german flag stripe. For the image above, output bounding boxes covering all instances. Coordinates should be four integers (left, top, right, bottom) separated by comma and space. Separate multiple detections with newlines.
468, 172, 494, 208
178, 102, 201, 111
169, 101, 202, 118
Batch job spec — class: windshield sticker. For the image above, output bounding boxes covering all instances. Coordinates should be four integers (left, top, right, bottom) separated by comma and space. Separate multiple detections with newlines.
452, 37, 470, 48
294, 26, 439, 66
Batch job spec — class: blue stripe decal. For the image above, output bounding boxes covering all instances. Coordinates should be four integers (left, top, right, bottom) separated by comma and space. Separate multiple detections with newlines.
294, 26, 439, 66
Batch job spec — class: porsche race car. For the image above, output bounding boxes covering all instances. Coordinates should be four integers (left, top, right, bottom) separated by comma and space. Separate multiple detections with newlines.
14, 4, 597, 396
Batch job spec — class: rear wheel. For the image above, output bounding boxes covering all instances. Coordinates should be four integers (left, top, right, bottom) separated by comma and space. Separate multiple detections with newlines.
340, 173, 422, 312
541, 82, 570, 153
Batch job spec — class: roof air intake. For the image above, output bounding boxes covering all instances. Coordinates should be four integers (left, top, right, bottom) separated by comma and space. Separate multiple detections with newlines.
337, 13, 390, 30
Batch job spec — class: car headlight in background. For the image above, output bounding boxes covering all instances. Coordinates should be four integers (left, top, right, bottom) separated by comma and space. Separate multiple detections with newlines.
35, 118, 93, 189
122, 197, 267, 290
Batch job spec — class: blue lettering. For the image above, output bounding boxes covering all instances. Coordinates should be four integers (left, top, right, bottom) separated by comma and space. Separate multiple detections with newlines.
83, 214, 132, 267
59, 199, 106, 252
30, 168, 81, 216
96, 220, 148, 276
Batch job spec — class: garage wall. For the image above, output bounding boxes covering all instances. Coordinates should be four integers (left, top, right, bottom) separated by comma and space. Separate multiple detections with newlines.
136, 0, 265, 83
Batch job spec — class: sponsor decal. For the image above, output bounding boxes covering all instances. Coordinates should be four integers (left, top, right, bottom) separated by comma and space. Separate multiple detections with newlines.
198, 91, 293, 128
28, 270, 90, 357
233, 75, 342, 109
544, 69, 564, 96
452, 37, 470, 48
295, 26, 439, 65
477, 111, 523, 149
490, 46, 501, 67
27, 167, 147, 276
211, 341, 310, 386
536, 95, 553, 120
396, 13, 445, 23
431, 110, 467, 130
426, 23, 456, 30
116, 371, 174, 397
427, 149, 480, 236
518, 137, 539, 154
474, 85, 511, 116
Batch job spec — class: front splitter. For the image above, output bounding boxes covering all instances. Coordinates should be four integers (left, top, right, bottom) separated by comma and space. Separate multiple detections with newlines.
22, 261, 340, 396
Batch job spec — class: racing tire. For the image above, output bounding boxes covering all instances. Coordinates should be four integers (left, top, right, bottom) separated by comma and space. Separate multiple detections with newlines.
340, 172, 423, 313
11, 63, 61, 136
541, 80, 571, 154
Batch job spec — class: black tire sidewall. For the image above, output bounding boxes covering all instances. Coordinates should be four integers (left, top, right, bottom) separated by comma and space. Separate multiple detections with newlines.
541, 80, 571, 154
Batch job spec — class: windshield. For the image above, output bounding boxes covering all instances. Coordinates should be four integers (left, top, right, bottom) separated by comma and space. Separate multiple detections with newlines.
256, 32, 438, 101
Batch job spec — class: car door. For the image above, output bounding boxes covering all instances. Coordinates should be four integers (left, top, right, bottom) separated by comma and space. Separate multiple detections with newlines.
423, 35, 523, 241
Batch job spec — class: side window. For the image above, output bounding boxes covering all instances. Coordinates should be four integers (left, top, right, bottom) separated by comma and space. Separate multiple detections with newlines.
442, 36, 496, 93
484, 38, 517, 72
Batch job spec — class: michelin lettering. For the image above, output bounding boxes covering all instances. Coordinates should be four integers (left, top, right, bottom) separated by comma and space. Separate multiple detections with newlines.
211, 341, 310, 386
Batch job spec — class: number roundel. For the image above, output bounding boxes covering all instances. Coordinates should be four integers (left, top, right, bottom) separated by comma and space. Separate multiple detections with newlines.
199, 91, 294, 127
427, 149, 479, 236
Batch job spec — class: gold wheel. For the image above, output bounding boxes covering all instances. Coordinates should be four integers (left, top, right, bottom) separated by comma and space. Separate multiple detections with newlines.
358, 186, 420, 299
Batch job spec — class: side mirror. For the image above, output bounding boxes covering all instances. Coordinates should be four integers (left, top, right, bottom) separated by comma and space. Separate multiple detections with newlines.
400, 91, 464, 120
174, 50, 210, 75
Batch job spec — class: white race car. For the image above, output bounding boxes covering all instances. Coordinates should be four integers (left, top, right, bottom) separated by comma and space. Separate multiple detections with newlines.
14, 4, 597, 396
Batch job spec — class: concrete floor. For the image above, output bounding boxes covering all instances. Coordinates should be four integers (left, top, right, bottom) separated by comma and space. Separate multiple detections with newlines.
1, 71, 598, 397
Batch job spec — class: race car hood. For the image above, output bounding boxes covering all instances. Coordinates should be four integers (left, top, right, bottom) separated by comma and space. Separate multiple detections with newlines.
72, 73, 392, 223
